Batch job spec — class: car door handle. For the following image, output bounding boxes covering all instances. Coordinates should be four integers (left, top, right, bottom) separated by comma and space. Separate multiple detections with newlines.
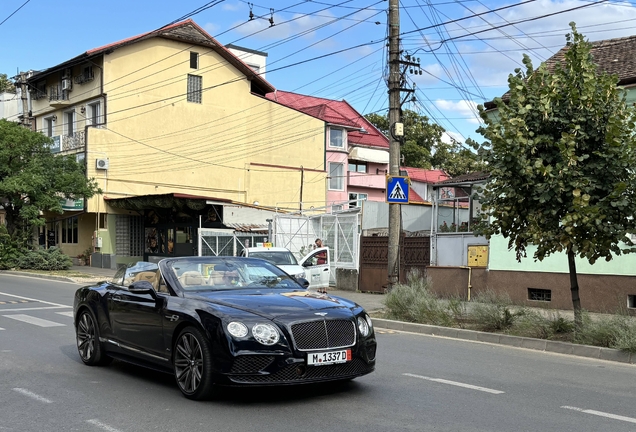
323, 268, 329, 272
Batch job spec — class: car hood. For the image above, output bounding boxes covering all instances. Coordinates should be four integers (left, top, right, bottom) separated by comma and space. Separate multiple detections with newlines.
276, 264, 305, 276
190, 289, 356, 319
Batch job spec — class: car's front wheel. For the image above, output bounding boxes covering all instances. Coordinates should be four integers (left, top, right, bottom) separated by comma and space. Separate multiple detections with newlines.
173, 327, 214, 400
76, 309, 110, 366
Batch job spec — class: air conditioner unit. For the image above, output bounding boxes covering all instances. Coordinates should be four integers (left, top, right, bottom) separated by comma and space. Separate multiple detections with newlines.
96, 158, 109, 170
62, 79, 72, 91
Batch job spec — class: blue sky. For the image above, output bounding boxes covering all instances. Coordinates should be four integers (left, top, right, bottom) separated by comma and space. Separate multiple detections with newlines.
2, 0, 635, 143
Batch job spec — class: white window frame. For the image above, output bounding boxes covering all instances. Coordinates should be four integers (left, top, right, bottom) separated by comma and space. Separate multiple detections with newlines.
86, 100, 102, 126
329, 128, 345, 149
328, 162, 344, 191
64, 109, 75, 137
349, 192, 368, 208
43, 115, 56, 137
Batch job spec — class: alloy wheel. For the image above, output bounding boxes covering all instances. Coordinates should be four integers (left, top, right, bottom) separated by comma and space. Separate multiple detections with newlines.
174, 333, 204, 394
77, 312, 96, 361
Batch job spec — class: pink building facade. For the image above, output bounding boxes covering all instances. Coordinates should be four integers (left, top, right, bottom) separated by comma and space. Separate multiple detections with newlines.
266, 91, 390, 211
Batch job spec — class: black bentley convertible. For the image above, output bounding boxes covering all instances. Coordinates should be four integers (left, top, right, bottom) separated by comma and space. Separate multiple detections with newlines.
74, 257, 377, 399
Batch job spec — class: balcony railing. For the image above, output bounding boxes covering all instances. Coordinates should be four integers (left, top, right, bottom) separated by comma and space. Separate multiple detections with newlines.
347, 171, 386, 189
61, 131, 85, 151
50, 132, 85, 153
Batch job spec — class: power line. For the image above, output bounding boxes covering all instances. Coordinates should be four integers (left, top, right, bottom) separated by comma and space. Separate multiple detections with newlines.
0, 0, 30, 27
412, 0, 609, 51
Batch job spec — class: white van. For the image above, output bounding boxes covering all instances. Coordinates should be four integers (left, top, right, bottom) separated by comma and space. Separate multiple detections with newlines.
241, 246, 331, 290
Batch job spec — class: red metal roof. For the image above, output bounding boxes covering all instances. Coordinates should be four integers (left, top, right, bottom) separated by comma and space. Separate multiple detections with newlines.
30, 20, 274, 95
408, 187, 426, 203
265, 90, 389, 149
403, 168, 449, 184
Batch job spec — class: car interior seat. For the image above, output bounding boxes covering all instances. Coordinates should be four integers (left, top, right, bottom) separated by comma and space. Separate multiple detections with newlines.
179, 271, 207, 287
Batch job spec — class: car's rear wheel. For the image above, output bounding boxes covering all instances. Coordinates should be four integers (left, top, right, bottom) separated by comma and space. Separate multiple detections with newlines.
173, 327, 214, 400
76, 309, 110, 366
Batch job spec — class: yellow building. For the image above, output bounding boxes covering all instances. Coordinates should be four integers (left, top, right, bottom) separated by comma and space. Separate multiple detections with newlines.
28, 20, 327, 268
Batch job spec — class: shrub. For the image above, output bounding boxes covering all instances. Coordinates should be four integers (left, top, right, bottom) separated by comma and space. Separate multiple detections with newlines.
16, 247, 72, 271
511, 310, 574, 340
384, 269, 463, 327
576, 312, 636, 351
0, 229, 22, 270
469, 290, 521, 331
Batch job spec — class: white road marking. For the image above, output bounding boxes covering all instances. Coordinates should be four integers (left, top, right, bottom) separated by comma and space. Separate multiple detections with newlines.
403, 373, 505, 394
0, 328, 4, 330
12, 388, 53, 403
3, 314, 65, 327
0, 291, 70, 308
56, 311, 74, 317
562, 406, 636, 424
0, 306, 68, 312
86, 419, 125, 432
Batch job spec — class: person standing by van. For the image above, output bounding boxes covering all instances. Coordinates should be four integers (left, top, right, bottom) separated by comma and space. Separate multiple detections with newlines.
314, 238, 327, 265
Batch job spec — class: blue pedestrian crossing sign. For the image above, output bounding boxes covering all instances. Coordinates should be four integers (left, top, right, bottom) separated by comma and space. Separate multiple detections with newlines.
386, 176, 409, 204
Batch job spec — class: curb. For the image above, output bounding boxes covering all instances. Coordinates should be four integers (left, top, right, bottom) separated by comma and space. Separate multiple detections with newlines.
0, 270, 77, 283
371, 317, 635, 365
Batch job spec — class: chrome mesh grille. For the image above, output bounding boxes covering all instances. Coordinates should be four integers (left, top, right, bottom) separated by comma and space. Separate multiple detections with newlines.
290, 319, 355, 351
230, 355, 275, 373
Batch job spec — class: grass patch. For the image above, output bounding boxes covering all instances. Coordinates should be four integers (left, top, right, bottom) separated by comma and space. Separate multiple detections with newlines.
384, 269, 464, 327
9, 269, 101, 278
383, 272, 636, 353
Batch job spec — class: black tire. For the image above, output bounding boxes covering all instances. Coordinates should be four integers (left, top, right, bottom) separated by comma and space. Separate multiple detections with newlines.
173, 327, 214, 400
76, 309, 111, 366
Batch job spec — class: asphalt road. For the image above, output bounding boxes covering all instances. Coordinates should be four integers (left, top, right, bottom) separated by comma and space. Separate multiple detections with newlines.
1, 273, 636, 432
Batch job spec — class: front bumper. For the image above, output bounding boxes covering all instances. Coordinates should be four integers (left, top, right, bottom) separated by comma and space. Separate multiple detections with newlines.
222, 338, 377, 385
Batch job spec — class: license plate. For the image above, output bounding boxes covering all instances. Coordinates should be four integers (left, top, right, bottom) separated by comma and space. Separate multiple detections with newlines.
307, 349, 352, 366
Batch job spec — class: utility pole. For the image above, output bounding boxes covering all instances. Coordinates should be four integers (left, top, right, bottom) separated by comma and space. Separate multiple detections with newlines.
387, 0, 401, 289
18, 71, 30, 129
387, 0, 419, 290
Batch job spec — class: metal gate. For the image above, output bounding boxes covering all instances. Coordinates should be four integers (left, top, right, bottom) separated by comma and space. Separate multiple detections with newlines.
274, 210, 360, 285
199, 228, 268, 257
358, 234, 430, 293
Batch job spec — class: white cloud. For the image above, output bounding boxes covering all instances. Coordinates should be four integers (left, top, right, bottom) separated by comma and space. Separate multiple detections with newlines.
203, 22, 219, 36
434, 99, 481, 124
222, 2, 242, 12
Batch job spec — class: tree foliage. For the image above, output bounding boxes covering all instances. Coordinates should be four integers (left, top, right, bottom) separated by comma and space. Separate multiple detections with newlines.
476, 23, 636, 325
365, 109, 485, 176
0, 119, 100, 243
0, 73, 15, 93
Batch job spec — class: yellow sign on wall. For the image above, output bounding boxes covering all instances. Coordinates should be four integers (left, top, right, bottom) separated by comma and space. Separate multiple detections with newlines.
468, 245, 489, 267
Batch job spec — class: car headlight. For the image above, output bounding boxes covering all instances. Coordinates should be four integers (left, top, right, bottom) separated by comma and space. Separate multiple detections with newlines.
227, 321, 248, 338
252, 323, 280, 345
294, 272, 306, 279
357, 316, 370, 337
365, 314, 373, 330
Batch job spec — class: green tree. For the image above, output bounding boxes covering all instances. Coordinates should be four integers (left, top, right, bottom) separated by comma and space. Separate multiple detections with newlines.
431, 137, 487, 177
365, 110, 485, 175
0, 73, 15, 93
0, 119, 100, 244
476, 23, 636, 329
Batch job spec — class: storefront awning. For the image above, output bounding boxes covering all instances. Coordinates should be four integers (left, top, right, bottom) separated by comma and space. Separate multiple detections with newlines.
349, 147, 389, 164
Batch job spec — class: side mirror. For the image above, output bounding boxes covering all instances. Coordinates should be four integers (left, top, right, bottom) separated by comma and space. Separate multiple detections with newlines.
302, 261, 312, 268
129, 280, 156, 296
296, 277, 310, 289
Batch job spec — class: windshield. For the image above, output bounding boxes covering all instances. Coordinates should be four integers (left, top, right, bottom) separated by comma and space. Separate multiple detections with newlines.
167, 257, 300, 292
249, 251, 299, 266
